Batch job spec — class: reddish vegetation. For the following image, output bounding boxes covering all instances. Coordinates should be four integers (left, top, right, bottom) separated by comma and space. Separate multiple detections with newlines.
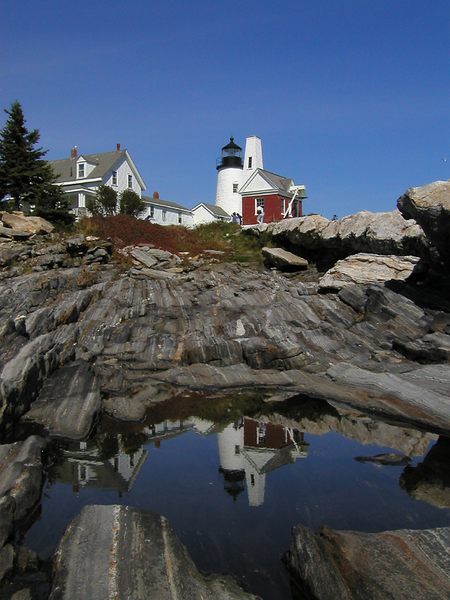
78, 215, 210, 255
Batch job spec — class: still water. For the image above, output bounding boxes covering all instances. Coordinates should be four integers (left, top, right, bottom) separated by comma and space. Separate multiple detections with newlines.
24, 394, 450, 599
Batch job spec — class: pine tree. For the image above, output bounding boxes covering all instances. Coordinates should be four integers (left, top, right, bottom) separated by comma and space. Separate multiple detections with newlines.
0, 101, 72, 223
86, 185, 118, 216
119, 189, 145, 217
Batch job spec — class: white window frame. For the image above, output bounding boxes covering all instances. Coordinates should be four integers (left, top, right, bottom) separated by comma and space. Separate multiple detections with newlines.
232, 183, 238, 193
162, 209, 167, 222
128, 174, 133, 189
178, 212, 182, 224
149, 205, 154, 218
112, 170, 118, 186
77, 163, 85, 178
255, 198, 264, 215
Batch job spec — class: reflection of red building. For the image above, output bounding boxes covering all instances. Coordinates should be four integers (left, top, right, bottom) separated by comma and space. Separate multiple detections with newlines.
217, 417, 309, 506
240, 169, 306, 226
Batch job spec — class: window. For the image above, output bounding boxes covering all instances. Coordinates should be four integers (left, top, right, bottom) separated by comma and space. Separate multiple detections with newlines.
149, 205, 154, 218
128, 174, 133, 188
162, 210, 167, 222
77, 163, 85, 178
178, 212, 182, 224
255, 198, 264, 214
235, 445, 240, 455
232, 183, 238, 193
248, 156, 252, 169
112, 171, 117, 186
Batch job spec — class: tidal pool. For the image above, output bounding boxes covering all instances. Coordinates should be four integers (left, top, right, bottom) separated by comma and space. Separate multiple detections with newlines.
24, 394, 450, 599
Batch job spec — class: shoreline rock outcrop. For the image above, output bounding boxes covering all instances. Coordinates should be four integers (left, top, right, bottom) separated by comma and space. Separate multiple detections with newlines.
286, 523, 450, 600
398, 180, 450, 266
49, 504, 259, 600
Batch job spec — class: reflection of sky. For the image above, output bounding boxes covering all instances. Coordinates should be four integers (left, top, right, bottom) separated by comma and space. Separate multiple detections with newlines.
25, 421, 450, 600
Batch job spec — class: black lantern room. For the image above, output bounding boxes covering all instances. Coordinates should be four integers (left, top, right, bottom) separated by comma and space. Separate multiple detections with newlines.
216, 137, 243, 170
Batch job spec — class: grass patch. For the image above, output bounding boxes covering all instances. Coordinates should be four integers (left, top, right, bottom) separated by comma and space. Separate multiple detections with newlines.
76, 216, 265, 264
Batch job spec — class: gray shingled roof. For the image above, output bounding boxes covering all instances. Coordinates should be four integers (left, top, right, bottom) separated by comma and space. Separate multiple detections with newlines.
258, 169, 293, 193
142, 196, 191, 212
49, 150, 127, 183
193, 203, 230, 217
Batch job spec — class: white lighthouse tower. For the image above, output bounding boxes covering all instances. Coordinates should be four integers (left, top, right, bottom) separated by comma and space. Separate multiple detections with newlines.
215, 137, 243, 215
242, 135, 263, 180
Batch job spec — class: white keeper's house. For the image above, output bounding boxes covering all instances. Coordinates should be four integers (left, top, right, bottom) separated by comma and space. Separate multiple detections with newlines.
50, 145, 146, 217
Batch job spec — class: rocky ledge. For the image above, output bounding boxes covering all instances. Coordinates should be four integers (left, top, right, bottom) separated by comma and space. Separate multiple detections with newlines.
286, 523, 450, 600
49, 504, 258, 600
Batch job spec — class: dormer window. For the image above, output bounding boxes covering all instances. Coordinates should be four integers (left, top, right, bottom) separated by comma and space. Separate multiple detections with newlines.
112, 171, 117, 186
128, 174, 133, 188
78, 163, 85, 178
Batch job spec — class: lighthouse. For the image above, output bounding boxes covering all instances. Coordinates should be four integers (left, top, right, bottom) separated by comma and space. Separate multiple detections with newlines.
215, 137, 243, 215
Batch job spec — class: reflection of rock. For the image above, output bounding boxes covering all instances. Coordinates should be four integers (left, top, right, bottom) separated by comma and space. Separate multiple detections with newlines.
217, 417, 308, 507
400, 436, 450, 508
261, 397, 434, 457
354, 453, 410, 466
286, 523, 450, 600
49, 505, 259, 599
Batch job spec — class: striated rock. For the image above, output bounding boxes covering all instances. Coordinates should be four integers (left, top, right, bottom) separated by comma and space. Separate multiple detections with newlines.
0, 224, 31, 240
286, 524, 450, 600
247, 210, 428, 267
0, 436, 46, 583
327, 362, 450, 435
398, 180, 450, 264
49, 505, 259, 600
22, 361, 101, 439
261, 247, 308, 270
1, 213, 54, 235
130, 247, 159, 269
318, 253, 420, 291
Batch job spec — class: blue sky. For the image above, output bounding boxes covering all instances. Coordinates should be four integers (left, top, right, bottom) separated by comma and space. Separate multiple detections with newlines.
1, 0, 449, 217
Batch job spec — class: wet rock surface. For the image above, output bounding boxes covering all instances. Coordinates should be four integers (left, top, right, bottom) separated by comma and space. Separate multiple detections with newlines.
286, 523, 450, 600
0, 436, 46, 584
49, 504, 259, 600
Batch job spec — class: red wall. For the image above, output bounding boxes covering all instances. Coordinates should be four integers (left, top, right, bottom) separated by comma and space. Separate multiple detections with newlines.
242, 194, 303, 225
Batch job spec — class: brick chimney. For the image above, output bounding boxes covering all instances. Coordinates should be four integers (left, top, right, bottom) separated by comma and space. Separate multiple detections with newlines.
116, 143, 121, 152
70, 146, 77, 159
153, 191, 159, 199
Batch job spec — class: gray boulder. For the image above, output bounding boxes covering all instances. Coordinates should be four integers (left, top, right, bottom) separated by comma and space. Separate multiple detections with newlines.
248, 210, 428, 265
49, 505, 259, 600
261, 247, 308, 270
22, 361, 101, 439
318, 253, 420, 290
398, 180, 450, 264
286, 524, 450, 600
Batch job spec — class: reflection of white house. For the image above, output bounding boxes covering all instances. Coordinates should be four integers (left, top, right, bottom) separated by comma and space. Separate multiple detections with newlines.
218, 417, 308, 506
143, 418, 215, 444
50, 145, 146, 217
53, 437, 147, 495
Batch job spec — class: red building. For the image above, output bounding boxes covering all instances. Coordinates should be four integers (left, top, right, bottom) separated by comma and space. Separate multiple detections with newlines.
240, 169, 306, 226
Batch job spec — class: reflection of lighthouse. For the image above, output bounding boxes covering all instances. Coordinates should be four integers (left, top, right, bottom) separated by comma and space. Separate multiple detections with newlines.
217, 417, 309, 507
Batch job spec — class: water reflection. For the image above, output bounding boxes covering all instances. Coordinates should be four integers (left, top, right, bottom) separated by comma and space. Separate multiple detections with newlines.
49, 437, 148, 495
218, 418, 308, 506
25, 393, 450, 600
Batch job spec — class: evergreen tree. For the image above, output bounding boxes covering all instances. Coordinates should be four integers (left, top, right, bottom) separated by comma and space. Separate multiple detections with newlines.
0, 101, 72, 223
87, 185, 118, 216
119, 189, 145, 217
